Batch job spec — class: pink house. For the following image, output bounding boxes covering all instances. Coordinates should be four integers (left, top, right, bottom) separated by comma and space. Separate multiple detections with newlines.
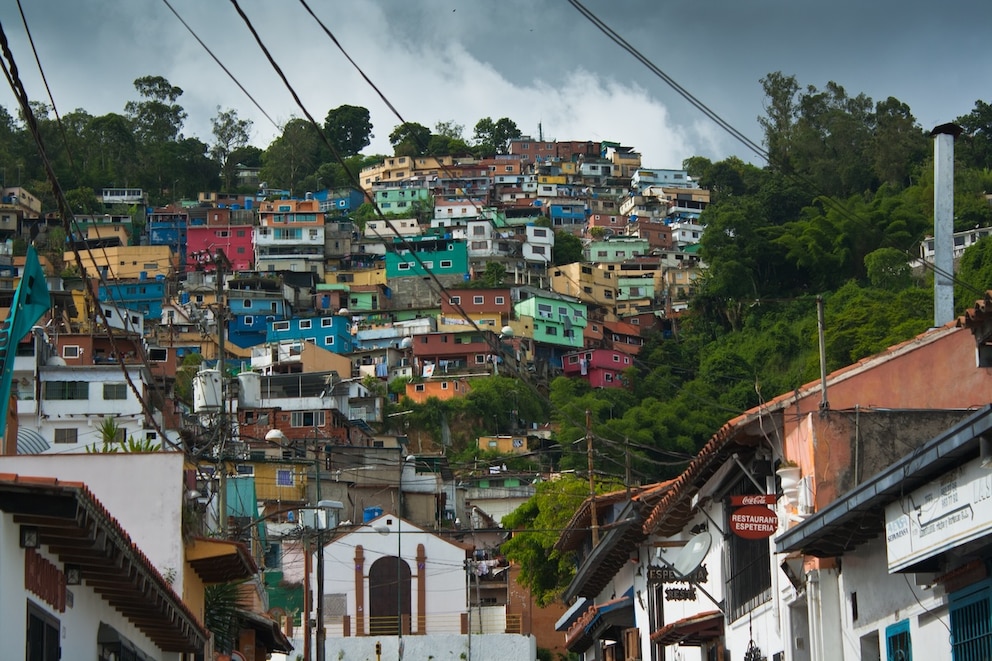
185, 207, 254, 272
561, 348, 632, 388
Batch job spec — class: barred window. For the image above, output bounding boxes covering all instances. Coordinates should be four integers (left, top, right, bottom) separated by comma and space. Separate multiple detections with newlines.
291, 411, 325, 428
726, 475, 772, 620
43, 381, 89, 400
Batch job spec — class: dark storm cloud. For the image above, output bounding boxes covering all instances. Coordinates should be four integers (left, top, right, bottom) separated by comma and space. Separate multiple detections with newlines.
0, 0, 988, 167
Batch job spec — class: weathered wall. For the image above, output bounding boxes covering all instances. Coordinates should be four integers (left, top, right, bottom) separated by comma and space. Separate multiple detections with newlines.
811, 409, 974, 507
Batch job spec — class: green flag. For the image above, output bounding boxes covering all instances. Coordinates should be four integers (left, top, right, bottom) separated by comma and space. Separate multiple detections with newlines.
0, 245, 51, 441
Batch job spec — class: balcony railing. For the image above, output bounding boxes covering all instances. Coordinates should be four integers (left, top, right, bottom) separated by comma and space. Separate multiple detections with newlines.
321, 609, 522, 637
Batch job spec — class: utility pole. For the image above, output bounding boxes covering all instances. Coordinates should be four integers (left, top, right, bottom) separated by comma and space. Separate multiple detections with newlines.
817, 295, 828, 412
209, 249, 231, 536
625, 436, 631, 498
586, 409, 599, 546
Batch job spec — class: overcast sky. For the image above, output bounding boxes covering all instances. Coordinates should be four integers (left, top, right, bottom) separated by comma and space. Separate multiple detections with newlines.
1, 0, 988, 169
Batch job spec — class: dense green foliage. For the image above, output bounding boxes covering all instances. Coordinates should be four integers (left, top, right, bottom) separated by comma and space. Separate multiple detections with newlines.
501, 474, 623, 606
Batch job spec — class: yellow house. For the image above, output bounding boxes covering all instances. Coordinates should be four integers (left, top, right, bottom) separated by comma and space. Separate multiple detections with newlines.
359, 155, 455, 191
476, 434, 529, 454
325, 267, 388, 287
549, 262, 617, 316
64, 245, 174, 279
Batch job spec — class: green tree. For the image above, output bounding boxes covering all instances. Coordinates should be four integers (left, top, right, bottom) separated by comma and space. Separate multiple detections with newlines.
957, 99, 992, 170
125, 75, 186, 144
552, 230, 583, 265
479, 262, 506, 288
823, 282, 931, 369
501, 475, 602, 606
426, 120, 471, 156
210, 107, 253, 191
956, 236, 992, 312
204, 581, 249, 653
865, 247, 913, 291
389, 122, 431, 157
84, 113, 138, 186
758, 71, 800, 172
323, 104, 373, 157
473, 117, 521, 156
871, 97, 927, 188
64, 186, 102, 216
86, 417, 162, 453
260, 118, 323, 193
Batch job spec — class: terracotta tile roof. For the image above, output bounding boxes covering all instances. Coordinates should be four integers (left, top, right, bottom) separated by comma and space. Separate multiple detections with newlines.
0, 473, 208, 652
602, 319, 641, 336
557, 481, 674, 552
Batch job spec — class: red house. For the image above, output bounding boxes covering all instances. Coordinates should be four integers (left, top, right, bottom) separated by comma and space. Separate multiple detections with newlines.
411, 330, 499, 375
602, 319, 644, 355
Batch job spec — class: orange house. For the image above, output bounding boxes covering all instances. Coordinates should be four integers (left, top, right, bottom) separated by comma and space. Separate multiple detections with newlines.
405, 377, 473, 404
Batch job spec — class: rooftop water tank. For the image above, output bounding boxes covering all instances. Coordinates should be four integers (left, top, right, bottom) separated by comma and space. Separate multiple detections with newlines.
192, 369, 222, 413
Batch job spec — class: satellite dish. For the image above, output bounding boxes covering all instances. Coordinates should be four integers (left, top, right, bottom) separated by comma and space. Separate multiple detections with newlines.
500, 325, 514, 337
670, 530, 711, 578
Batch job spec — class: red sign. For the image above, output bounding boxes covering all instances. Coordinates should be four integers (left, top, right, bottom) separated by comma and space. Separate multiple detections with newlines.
730, 494, 778, 507
729, 505, 778, 539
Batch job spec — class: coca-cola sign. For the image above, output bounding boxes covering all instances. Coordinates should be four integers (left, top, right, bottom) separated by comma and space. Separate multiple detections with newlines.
729, 505, 778, 539
729, 494, 777, 507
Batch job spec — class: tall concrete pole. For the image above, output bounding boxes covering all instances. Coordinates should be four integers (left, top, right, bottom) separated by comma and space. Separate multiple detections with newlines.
932, 123, 963, 327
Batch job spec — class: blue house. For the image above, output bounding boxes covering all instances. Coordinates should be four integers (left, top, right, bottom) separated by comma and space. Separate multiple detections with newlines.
548, 202, 587, 226
227, 277, 291, 349
266, 314, 354, 354
99, 278, 166, 320
146, 207, 188, 272
319, 187, 368, 216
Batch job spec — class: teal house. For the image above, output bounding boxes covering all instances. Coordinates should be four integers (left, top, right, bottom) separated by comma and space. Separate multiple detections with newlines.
384, 236, 468, 279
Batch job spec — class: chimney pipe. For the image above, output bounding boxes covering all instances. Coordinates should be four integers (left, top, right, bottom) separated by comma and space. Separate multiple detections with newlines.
931, 123, 963, 327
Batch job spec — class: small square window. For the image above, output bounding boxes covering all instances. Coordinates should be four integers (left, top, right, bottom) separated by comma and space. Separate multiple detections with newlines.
103, 383, 128, 400
54, 428, 77, 444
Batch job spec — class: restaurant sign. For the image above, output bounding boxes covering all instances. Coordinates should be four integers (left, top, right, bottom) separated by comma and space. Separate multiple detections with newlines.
729, 504, 778, 539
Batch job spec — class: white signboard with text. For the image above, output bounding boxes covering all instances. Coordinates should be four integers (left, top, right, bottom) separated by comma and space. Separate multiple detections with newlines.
885, 457, 992, 572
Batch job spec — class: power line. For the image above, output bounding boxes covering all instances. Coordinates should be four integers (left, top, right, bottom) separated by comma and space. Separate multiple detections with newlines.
0, 20, 180, 450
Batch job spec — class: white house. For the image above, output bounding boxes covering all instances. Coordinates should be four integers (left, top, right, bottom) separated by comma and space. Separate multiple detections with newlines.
0, 472, 208, 660
315, 514, 536, 661
26, 363, 156, 453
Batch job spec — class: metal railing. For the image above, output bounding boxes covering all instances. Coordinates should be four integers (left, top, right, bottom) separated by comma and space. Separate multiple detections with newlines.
321, 609, 523, 637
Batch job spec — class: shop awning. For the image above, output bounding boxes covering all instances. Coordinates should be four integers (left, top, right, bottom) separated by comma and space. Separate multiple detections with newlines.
650, 610, 723, 646
585, 589, 634, 639
555, 597, 589, 631
564, 588, 634, 652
